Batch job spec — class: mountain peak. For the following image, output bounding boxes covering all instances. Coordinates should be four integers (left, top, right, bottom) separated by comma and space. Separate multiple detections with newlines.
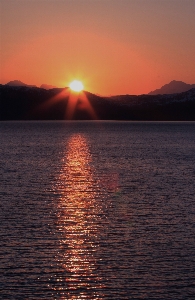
149, 80, 195, 95
5, 80, 37, 88
6, 80, 27, 87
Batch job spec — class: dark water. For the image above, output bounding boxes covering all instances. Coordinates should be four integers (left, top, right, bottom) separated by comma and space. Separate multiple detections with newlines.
0, 121, 195, 300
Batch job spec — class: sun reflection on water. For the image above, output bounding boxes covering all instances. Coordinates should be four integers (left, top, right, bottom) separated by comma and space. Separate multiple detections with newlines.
54, 134, 104, 299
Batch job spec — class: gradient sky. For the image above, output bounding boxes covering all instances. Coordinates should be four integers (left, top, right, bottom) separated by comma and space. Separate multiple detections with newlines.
0, 0, 195, 95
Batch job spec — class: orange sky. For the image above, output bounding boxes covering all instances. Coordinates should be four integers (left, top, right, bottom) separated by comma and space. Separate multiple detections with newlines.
0, 0, 195, 95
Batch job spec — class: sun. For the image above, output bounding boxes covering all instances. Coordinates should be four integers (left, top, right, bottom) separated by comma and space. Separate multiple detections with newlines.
69, 80, 84, 92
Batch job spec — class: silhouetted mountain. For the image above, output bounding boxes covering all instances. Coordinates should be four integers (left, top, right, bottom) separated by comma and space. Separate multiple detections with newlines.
149, 80, 195, 95
6, 80, 37, 88
40, 84, 57, 90
0, 84, 195, 120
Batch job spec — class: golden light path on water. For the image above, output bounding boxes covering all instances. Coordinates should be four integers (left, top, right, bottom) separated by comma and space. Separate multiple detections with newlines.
54, 134, 104, 299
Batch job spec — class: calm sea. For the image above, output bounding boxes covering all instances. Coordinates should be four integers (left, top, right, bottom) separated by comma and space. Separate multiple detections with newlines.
0, 121, 195, 300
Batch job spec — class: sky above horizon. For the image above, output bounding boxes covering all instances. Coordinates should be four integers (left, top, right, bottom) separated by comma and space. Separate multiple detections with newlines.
0, 0, 195, 95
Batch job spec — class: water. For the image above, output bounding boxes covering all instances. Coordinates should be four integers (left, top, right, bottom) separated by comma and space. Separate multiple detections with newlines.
0, 121, 195, 299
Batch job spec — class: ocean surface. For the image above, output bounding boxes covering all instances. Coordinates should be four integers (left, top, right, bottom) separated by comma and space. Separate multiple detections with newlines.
0, 121, 195, 300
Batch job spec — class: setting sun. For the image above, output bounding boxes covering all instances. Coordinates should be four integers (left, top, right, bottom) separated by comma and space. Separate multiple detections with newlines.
69, 80, 84, 92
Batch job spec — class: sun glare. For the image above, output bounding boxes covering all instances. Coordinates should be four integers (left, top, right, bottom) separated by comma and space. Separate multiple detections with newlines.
69, 80, 84, 92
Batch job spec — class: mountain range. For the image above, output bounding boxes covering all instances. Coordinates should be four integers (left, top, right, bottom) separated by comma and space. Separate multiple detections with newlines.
5, 79, 195, 94
5, 80, 57, 90
0, 82, 195, 121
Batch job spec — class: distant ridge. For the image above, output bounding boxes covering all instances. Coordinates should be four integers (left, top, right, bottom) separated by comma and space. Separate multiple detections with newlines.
40, 84, 57, 90
149, 80, 195, 95
5, 80, 37, 88
5, 80, 58, 90
1, 84, 195, 121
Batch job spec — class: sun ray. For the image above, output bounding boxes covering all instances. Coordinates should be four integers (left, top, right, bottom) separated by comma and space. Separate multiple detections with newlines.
32, 81, 97, 120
